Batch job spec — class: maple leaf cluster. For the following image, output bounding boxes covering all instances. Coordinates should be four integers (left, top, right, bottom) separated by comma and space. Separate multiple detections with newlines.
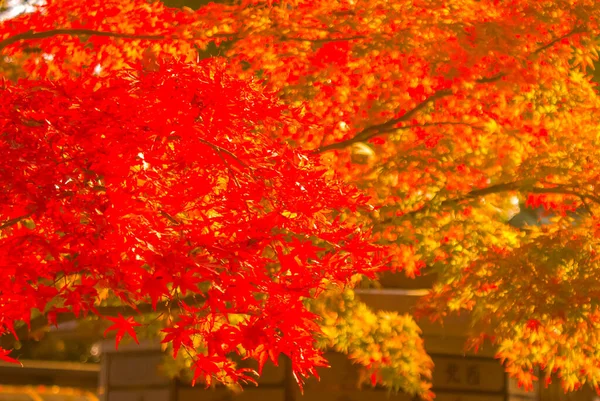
0, 56, 383, 387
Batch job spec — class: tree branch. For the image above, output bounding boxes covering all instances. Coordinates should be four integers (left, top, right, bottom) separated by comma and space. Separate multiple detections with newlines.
279, 35, 367, 44
317, 89, 450, 153
377, 180, 600, 226
1, 295, 205, 350
314, 24, 585, 154
534, 26, 586, 55
377, 121, 484, 136
0, 213, 32, 230
316, 74, 505, 153
529, 185, 600, 206
0, 29, 166, 52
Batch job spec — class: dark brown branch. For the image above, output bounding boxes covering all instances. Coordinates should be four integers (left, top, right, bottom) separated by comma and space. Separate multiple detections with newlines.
534, 26, 586, 55
529, 185, 600, 206
0, 213, 33, 230
279, 35, 366, 44
374, 181, 524, 226
377, 180, 600, 226
0, 29, 166, 52
377, 121, 484, 136
316, 74, 505, 153
317, 89, 451, 153
477, 72, 507, 83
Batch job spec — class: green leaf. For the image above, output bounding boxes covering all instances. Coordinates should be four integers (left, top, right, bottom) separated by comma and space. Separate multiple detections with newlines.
22, 219, 35, 229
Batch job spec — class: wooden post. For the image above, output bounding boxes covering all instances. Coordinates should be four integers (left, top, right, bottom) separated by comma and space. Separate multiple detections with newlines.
99, 339, 173, 401
283, 356, 296, 401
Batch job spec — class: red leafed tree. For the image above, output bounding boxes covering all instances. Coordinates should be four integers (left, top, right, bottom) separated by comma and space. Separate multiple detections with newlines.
0, 55, 383, 387
13, 0, 600, 397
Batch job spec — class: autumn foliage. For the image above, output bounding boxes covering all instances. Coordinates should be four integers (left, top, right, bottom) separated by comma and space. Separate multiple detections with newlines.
0, 52, 383, 386
4, 0, 600, 397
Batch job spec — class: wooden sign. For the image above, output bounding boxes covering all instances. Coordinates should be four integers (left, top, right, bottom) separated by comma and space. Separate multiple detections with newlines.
431, 355, 505, 393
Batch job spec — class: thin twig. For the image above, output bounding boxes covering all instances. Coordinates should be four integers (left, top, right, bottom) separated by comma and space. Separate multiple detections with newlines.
160, 210, 181, 226
579, 196, 594, 216
198, 138, 246, 189
198, 138, 249, 169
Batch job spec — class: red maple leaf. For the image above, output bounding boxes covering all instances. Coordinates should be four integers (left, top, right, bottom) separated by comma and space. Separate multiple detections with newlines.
104, 314, 142, 350
161, 325, 197, 358
525, 319, 542, 333
0, 348, 21, 366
